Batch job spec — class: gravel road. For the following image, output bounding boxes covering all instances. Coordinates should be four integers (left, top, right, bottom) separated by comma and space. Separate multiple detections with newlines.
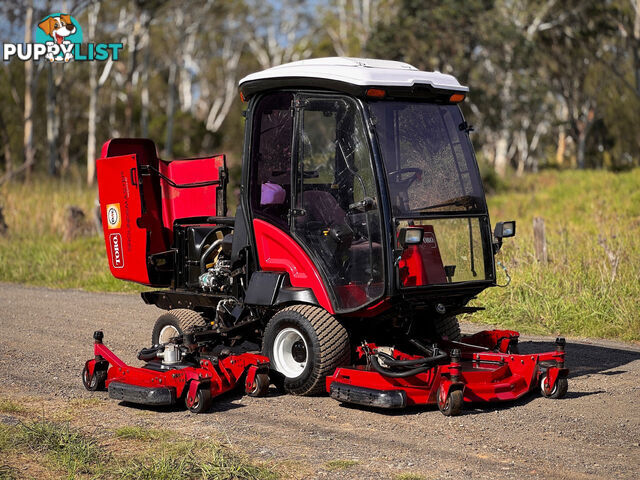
1, 283, 639, 479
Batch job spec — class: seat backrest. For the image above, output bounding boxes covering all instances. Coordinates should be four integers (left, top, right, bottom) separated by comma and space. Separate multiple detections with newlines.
302, 190, 346, 226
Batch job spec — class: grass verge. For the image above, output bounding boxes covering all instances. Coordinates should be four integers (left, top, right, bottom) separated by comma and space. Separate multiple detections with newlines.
470, 169, 640, 341
0, 417, 277, 480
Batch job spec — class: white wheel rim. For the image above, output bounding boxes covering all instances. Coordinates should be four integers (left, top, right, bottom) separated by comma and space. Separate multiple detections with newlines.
272, 328, 308, 378
159, 325, 179, 344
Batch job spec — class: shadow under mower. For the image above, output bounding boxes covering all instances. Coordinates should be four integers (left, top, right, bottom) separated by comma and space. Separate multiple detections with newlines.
90, 57, 569, 416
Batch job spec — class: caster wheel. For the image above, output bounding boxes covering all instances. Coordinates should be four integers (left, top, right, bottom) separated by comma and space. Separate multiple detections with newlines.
437, 386, 463, 416
246, 373, 270, 397
187, 387, 212, 414
82, 364, 106, 391
540, 375, 568, 399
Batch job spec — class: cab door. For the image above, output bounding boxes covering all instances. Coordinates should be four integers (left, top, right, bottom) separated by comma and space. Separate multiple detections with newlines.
291, 95, 385, 312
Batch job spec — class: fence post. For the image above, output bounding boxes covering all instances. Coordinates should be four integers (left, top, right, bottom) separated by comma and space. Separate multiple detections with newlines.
533, 217, 548, 264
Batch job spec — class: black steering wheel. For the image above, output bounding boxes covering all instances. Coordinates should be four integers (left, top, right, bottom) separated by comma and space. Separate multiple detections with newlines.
388, 167, 423, 189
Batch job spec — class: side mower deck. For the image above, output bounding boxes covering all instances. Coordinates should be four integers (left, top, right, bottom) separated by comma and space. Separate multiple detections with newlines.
327, 330, 568, 416
82, 331, 270, 413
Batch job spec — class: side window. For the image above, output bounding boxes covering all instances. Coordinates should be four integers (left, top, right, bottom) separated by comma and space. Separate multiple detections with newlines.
249, 93, 294, 230
293, 96, 384, 312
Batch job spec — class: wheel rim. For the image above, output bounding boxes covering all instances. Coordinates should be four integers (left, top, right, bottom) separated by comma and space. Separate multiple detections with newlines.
272, 327, 308, 378
159, 325, 179, 344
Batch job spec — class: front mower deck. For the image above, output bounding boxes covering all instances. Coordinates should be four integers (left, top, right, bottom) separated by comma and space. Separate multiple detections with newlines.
83, 331, 270, 413
327, 330, 568, 416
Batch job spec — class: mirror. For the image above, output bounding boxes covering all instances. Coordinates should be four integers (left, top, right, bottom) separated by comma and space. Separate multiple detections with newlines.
494, 221, 516, 239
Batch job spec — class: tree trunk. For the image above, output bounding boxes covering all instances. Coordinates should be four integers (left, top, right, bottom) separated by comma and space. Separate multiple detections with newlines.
23, 2, 35, 181
86, 1, 100, 185
634, 0, 640, 96
0, 109, 12, 176
46, 63, 59, 176
555, 129, 566, 166
165, 63, 177, 157
494, 132, 509, 177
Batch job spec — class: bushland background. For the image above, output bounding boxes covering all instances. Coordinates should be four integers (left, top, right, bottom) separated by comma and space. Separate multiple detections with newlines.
1, 0, 639, 341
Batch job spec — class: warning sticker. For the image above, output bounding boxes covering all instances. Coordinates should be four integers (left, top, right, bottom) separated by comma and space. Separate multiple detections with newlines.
106, 203, 121, 229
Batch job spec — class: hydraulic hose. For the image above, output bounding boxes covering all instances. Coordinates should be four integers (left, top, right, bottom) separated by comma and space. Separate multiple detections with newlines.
138, 345, 163, 361
376, 351, 442, 367
369, 350, 449, 378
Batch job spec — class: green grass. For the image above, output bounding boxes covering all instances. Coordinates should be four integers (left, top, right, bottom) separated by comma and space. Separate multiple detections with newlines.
114, 425, 164, 441
0, 418, 277, 479
469, 169, 640, 341
325, 459, 358, 470
0, 398, 28, 414
1, 170, 638, 340
393, 474, 429, 480
0, 176, 143, 292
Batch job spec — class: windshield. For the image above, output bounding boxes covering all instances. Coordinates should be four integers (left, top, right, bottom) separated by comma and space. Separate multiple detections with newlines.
369, 101, 485, 216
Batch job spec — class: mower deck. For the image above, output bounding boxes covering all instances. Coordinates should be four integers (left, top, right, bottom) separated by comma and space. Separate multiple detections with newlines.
326, 330, 568, 416
82, 331, 270, 413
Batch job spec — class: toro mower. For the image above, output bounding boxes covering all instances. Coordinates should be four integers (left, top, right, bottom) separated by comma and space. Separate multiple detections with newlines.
85, 57, 568, 415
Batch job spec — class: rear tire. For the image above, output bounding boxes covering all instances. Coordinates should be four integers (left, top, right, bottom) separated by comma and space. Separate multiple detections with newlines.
262, 305, 350, 396
433, 316, 461, 341
151, 309, 208, 345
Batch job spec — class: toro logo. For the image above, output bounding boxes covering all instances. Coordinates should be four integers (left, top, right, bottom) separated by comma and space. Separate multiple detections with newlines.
423, 232, 437, 248
109, 233, 124, 269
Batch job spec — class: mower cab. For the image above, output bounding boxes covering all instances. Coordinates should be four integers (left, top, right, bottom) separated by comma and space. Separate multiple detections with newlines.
91, 58, 567, 415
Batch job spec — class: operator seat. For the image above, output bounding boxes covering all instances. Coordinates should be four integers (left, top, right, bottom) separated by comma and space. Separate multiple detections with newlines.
300, 190, 381, 284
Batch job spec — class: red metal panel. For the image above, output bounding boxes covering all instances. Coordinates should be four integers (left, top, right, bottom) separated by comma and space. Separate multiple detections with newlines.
253, 218, 334, 314
398, 224, 447, 286
96, 154, 151, 285
158, 155, 224, 231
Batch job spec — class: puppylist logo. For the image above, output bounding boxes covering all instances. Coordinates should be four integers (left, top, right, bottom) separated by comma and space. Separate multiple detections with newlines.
3, 12, 123, 62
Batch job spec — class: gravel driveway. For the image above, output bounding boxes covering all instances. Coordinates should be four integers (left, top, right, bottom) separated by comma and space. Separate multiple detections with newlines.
1, 283, 638, 479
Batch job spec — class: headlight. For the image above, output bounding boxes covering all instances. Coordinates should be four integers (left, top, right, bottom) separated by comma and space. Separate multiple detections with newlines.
399, 227, 424, 247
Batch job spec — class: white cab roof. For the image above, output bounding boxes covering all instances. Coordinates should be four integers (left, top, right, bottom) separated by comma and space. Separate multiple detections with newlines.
239, 57, 468, 92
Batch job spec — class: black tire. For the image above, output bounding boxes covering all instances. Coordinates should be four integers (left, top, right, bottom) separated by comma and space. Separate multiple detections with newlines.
246, 373, 270, 397
433, 316, 461, 341
262, 305, 350, 396
437, 386, 463, 416
541, 375, 568, 399
187, 387, 212, 413
82, 365, 106, 391
151, 309, 208, 345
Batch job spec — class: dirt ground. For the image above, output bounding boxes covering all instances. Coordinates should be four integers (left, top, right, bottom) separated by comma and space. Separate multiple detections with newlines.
1, 283, 639, 479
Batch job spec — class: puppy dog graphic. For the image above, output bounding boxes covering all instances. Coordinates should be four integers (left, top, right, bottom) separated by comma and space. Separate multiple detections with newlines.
38, 14, 76, 62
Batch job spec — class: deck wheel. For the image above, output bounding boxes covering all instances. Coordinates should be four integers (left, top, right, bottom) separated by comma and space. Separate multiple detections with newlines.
246, 373, 270, 397
82, 364, 106, 391
187, 387, 212, 414
437, 386, 463, 416
540, 375, 568, 399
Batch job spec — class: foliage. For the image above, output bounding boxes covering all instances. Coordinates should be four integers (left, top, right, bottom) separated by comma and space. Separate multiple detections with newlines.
470, 169, 640, 341
0, 417, 278, 480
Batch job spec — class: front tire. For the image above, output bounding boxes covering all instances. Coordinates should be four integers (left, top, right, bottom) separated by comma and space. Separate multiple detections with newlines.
433, 316, 461, 341
262, 305, 350, 396
151, 309, 208, 345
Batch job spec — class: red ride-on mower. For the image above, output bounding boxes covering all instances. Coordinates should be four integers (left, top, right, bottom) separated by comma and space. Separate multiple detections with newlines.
82, 331, 270, 412
92, 57, 569, 416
